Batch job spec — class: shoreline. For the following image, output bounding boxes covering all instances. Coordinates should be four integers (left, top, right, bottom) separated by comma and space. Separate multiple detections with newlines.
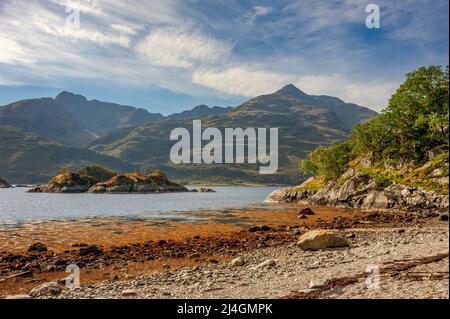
1, 204, 448, 298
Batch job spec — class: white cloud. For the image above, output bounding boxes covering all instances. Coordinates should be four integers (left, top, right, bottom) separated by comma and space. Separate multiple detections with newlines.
246, 6, 273, 23
110, 24, 137, 35
0, 34, 34, 65
342, 81, 399, 111
136, 26, 233, 69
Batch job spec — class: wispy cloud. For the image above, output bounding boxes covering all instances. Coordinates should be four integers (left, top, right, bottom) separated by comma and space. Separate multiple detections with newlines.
136, 25, 233, 69
0, 0, 447, 112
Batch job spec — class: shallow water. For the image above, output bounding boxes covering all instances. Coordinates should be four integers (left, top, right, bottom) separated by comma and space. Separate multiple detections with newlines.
0, 186, 279, 222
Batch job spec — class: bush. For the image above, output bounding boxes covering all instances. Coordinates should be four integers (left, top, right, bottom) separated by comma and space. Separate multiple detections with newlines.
299, 141, 353, 181
374, 176, 393, 188
78, 164, 116, 182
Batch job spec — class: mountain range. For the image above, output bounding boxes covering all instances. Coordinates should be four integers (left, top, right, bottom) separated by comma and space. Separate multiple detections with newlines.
0, 85, 378, 184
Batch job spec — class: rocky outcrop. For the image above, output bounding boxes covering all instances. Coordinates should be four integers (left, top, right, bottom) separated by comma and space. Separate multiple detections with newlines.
28, 173, 96, 193
0, 176, 12, 188
28, 171, 188, 194
88, 173, 188, 194
266, 169, 449, 212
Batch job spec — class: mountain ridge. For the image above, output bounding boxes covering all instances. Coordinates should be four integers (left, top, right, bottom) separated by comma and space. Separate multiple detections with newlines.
0, 84, 379, 184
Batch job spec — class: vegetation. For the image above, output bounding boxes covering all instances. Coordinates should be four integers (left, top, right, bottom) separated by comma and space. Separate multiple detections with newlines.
300, 66, 449, 192
78, 164, 117, 182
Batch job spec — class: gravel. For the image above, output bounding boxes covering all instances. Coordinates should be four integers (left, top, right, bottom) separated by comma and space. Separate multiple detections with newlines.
52, 222, 449, 299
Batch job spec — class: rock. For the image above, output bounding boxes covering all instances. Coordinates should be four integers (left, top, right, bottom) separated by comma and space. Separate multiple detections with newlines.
309, 278, 327, 289
439, 214, 449, 221
4, 294, 31, 299
299, 207, 315, 215
79, 245, 103, 256
0, 176, 12, 188
254, 259, 277, 269
28, 173, 96, 193
122, 289, 138, 297
29, 281, 61, 297
248, 225, 272, 232
28, 242, 48, 253
296, 230, 349, 251
196, 188, 216, 193
298, 214, 308, 219
231, 257, 245, 267
346, 233, 356, 239
88, 173, 188, 194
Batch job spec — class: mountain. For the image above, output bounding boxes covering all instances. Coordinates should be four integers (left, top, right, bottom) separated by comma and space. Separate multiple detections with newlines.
55, 91, 164, 135
168, 104, 233, 119
89, 85, 378, 184
0, 125, 134, 184
0, 98, 97, 147
0, 85, 378, 184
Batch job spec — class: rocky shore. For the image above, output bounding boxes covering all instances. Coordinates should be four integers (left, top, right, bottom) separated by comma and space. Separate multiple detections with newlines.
0, 206, 448, 299
266, 168, 449, 212
0, 177, 11, 188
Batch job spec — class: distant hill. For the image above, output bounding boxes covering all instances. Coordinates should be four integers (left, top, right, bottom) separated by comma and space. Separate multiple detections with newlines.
168, 104, 233, 119
89, 85, 378, 184
0, 125, 134, 184
55, 91, 164, 135
0, 98, 97, 147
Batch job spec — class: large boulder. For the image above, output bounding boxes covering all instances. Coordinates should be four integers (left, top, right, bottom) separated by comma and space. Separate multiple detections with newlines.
296, 230, 349, 251
0, 176, 12, 188
28, 173, 96, 193
88, 173, 188, 194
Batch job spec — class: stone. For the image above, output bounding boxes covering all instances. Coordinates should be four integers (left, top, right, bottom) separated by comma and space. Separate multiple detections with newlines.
231, 257, 245, 267
4, 294, 31, 299
254, 259, 277, 269
309, 278, 327, 289
296, 230, 349, 251
298, 214, 308, 219
0, 176, 12, 188
29, 281, 61, 297
122, 289, 138, 297
79, 245, 103, 256
346, 233, 356, 239
28, 242, 48, 253
299, 207, 315, 215
439, 214, 449, 221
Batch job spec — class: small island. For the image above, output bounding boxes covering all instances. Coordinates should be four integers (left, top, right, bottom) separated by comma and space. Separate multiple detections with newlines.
28, 165, 189, 194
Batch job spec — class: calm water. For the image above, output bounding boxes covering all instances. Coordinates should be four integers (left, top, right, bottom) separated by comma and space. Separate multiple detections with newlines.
0, 186, 279, 222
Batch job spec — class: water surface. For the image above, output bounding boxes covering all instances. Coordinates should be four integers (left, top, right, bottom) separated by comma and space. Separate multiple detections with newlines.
0, 186, 279, 222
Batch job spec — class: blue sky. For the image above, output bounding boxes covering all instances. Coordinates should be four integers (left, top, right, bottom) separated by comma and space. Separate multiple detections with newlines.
0, 0, 448, 114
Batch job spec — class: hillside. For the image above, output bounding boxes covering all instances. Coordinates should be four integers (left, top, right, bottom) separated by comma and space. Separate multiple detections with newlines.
89, 85, 378, 184
0, 98, 97, 147
0, 125, 134, 184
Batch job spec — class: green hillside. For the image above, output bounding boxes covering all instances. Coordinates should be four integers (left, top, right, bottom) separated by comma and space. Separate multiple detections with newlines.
300, 66, 449, 194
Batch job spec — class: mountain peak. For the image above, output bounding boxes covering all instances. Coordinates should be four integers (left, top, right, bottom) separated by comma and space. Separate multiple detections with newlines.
55, 91, 88, 103
276, 84, 308, 98
192, 104, 210, 111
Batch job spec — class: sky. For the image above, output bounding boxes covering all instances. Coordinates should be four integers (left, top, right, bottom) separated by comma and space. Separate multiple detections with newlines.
0, 0, 448, 115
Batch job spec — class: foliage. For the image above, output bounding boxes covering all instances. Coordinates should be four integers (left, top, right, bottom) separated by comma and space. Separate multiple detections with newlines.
300, 141, 353, 181
78, 164, 117, 182
300, 66, 449, 188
